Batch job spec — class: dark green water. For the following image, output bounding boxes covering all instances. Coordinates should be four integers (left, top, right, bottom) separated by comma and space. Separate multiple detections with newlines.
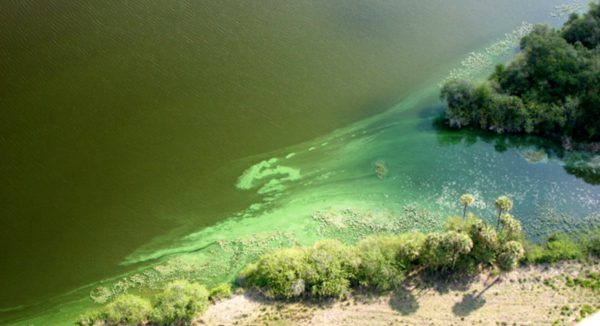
1, 0, 597, 324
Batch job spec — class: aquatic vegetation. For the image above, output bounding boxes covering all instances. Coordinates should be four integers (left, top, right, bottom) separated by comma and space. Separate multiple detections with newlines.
236, 157, 301, 194
551, 0, 588, 18
440, 22, 533, 87
374, 160, 388, 179
519, 149, 549, 164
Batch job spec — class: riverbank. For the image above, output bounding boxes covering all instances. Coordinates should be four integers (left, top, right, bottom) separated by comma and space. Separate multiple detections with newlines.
199, 261, 599, 325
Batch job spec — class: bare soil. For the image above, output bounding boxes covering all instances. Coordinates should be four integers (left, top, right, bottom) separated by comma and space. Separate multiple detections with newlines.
197, 261, 599, 326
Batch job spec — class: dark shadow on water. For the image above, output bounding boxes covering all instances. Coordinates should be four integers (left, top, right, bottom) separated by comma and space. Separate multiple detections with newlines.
430, 113, 600, 185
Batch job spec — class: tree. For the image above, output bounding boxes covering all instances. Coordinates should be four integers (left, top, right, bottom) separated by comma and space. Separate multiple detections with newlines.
497, 241, 525, 271
152, 280, 209, 325
498, 213, 523, 241
243, 247, 308, 298
562, 3, 600, 49
422, 231, 473, 270
494, 196, 513, 228
304, 240, 359, 298
459, 194, 475, 219
104, 294, 152, 325
468, 220, 500, 265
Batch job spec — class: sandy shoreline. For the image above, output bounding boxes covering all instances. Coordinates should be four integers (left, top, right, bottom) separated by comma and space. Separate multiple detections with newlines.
197, 261, 599, 325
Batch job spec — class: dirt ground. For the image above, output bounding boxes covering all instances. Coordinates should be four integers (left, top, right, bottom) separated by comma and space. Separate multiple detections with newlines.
197, 262, 599, 326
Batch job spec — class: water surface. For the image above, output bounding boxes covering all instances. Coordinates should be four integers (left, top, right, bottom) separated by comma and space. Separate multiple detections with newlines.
1, 0, 594, 324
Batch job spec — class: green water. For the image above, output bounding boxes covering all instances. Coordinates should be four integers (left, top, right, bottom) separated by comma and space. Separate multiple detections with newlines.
1, 0, 598, 324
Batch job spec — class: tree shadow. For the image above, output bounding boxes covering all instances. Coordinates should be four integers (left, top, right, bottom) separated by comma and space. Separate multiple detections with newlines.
452, 293, 486, 317
418, 269, 476, 295
451, 276, 499, 317
389, 287, 419, 315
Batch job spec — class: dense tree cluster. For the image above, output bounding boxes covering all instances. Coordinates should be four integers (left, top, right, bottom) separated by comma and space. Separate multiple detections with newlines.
441, 3, 600, 143
238, 196, 528, 300
78, 280, 210, 326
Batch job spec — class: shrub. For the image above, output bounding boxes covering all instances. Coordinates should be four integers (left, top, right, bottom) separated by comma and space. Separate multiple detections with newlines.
209, 283, 232, 302
104, 294, 152, 325
303, 240, 359, 298
76, 309, 106, 326
421, 231, 473, 270
244, 247, 308, 298
151, 280, 209, 325
498, 213, 523, 242
356, 236, 408, 291
524, 233, 584, 264
468, 219, 500, 265
583, 229, 600, 257
497, 241, 525, 271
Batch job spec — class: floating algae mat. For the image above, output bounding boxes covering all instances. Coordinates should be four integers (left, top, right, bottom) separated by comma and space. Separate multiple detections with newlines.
7, 2, 600, 325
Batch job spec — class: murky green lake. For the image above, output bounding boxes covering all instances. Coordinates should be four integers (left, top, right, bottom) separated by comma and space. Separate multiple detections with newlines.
1, 0, 597, 324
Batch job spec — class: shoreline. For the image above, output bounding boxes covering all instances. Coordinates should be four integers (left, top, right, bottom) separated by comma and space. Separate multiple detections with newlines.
199, 261, 599, 325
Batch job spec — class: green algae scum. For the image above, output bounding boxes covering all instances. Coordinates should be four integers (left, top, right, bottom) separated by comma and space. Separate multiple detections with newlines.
1, 0, 599, 325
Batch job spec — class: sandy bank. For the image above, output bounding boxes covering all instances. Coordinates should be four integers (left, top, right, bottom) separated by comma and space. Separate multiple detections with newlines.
197, 261, 599, 325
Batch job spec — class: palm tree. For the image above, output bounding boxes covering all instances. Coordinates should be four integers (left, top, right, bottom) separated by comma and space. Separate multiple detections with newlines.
459, 194, 475, 219
494, 196, 513, 228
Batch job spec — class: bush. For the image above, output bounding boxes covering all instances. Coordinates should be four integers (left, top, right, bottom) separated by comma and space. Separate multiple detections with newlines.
244, 247, 308, 298
152, 280, 209, 325
497, 241, 525, 271
524, 233, 584, 264
104, 294, 152, 325
76, 309, 106, 326
421, 231, 473, 271
583, 229, 600, 257
356, 234, 423, 291
467, 219, 500, 265
209, 283, 232, 302
304, 240, 359, 298
498, 214, 523, 242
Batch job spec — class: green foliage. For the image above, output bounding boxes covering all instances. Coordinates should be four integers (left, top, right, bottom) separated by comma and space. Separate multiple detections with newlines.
562, 3, 600, 49
76, 309, 106, 326
242, 240, 361, 299
524, 233, 584, 263
209, 283, 232, 302
459, 194, 475, 218
441, 3, 600, 142
104, 294, 152, 325
421, 231, 473, 270
245, 247, 308, 298
497, 241, 525, 271
304, 240, 360, 298
467, 219, 500, 265
583, 229, 600, 257
152, 280, 209, 325
495, 196, 513, 214
498, 213, 523, 242
356, 234, 423, 291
